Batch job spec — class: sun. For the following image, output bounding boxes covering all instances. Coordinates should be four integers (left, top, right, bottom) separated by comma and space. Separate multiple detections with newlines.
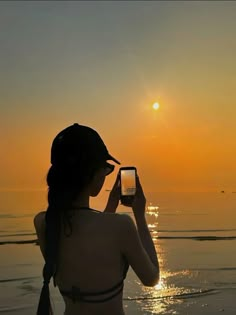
152, 102, 160, 110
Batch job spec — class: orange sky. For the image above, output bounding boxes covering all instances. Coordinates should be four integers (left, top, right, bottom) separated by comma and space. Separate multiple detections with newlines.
1, 2, 236, 192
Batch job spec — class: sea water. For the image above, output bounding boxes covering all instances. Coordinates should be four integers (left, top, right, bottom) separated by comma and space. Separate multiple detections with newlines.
0, 191, 236, 314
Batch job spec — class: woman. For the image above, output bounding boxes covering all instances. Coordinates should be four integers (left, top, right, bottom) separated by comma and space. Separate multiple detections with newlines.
34, 123, 159, 315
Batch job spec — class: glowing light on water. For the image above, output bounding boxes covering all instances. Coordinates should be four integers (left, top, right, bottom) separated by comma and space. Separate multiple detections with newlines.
147, 210, 159, 218
148, 224, 157, 228
154, 276, 165, 291
147, 203, 159, 218
147, 205, 159, 211
140, 269, 191, 314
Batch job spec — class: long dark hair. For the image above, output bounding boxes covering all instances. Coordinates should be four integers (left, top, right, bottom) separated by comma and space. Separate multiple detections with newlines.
36, 162, 96, 315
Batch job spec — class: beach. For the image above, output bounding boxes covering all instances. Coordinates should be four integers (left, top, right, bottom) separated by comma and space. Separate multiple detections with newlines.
1, 191, 236, 314
1, 1, 236, 313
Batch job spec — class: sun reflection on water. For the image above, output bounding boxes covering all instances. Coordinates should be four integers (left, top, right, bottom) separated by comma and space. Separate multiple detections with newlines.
154, 275, 165, 291
146, 204, 159, 219
140, 202, 187, 314
125, 200, 220, 314
140, 269, 189, 314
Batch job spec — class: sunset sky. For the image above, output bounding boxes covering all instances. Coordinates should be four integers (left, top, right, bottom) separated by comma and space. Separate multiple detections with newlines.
1, 1, 236, 192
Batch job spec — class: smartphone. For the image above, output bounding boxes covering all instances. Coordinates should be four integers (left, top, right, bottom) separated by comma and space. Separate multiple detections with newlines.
119, 167, 137, 205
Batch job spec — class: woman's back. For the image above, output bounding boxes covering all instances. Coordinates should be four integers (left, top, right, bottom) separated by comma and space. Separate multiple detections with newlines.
56, 210, 127, 290
37, 210, 128, 315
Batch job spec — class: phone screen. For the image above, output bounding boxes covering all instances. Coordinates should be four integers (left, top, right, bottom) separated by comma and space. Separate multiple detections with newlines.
121, 169, 136, 196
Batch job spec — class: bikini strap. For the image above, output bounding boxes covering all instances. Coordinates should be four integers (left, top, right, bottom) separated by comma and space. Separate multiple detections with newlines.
60, 279, 124, 303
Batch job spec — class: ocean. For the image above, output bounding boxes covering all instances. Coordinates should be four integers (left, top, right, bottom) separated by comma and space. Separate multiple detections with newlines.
0, 191, 236, 314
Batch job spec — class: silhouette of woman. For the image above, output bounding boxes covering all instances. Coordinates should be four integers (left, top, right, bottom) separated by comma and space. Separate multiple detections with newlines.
34, 123, 159, 315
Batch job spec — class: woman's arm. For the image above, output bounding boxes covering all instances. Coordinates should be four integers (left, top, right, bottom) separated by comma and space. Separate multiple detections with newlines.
34, 211, 46, 260
134, 214, 159, 272
132, 176, 159, 269
120, 214, 159, 286
120, 176, 159, 286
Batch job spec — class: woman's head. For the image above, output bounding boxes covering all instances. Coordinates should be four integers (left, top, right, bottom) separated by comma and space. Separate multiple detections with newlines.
49, 123, 120, 195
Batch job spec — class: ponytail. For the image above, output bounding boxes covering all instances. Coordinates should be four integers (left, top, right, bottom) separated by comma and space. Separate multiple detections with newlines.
37, 263, 53, 315
36, 166, 79, 315
36, 199, 60, 315
36, 161, 97, 314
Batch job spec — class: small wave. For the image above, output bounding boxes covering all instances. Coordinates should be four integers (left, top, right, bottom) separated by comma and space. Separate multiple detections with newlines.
192, 267, 236, 271
147, 212, 208, 216
0, 214, 16, 218
0, 276, 38, 283
0, 239, 38, 245
158, 229, 236, 233
154, 236, 236, 241
0, 304, 34, 312
1, 235, 236, 245
0, 233, 36, 238
123, 288, 219, 301
0, 214, 33, 219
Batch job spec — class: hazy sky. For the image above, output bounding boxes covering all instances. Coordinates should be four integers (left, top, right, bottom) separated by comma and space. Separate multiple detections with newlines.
1, 1, 236, 192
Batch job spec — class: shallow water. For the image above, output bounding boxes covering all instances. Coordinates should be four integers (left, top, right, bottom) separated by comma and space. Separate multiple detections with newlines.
0, 191, 236, 314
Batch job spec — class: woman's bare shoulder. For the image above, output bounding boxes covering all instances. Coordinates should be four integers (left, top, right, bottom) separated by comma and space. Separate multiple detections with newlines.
34, 211, 46, 230
101, 212, 133, 229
